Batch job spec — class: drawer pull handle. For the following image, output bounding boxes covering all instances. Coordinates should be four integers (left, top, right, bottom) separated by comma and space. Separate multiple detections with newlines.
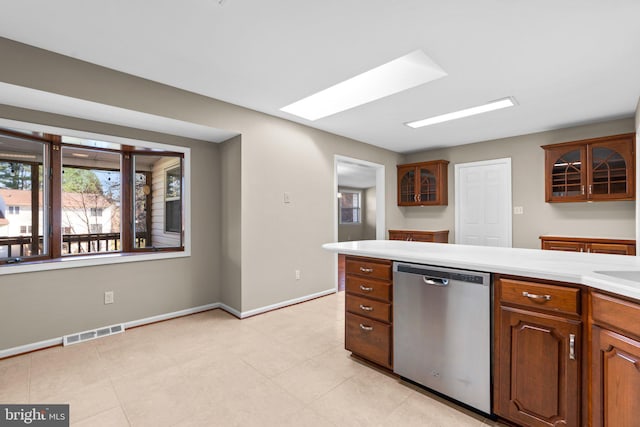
359, 324, 373, 331
569, 334, 576, 360
359, 267, 374, 273
522, 291, 551, 301
359, 304, 373, 311
359, 285, 374, 292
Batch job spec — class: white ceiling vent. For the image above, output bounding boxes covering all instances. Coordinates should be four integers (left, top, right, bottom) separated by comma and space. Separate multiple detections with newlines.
63, 324, 125, 346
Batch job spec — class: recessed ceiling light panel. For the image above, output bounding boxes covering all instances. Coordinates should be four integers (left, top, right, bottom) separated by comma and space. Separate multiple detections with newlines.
406, 97, 517, 129
280, 50, 447, 121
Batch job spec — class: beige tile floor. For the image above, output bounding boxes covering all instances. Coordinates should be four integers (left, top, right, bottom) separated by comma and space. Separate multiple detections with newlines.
0, 292, 506, 426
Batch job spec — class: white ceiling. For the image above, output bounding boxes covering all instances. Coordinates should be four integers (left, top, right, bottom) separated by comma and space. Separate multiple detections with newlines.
1, 1, 639, 153
337, 161, 377, 189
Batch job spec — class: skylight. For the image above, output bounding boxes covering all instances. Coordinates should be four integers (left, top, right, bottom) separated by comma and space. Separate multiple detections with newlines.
406, 97, 517, 128
280, 50, 447, 121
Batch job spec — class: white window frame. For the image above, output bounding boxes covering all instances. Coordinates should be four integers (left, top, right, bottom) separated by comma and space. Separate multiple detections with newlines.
0, 117, 191, 276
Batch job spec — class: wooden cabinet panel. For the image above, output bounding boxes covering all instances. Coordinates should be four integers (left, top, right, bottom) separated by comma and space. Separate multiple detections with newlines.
397, 160, 448, 206
591, 292, 640, 340
499, 278, 580, 316
388, 229, 449, 243
345, 312, 392, 369
345, 276, 392, 302
495, 306, 581, 427
344, 255, 393, 369
346, 294, 391, 323
540, 236, 636, 256
345, 256, 391, 281
494, 276, 582, 427
591, 327, 640, 427
543, 133, 635, 203
589, 242, 634, 255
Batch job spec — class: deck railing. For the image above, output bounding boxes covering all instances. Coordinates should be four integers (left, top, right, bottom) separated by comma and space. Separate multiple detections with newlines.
0, 232, 148, 258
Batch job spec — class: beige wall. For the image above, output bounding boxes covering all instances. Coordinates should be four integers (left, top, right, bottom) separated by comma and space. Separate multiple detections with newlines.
220, 136, 242, 312
337, 186, 377, 242
0, 105, 221, 350
402, 118, 636, 248
0, 38, 404, 330
364, 187, 377, 240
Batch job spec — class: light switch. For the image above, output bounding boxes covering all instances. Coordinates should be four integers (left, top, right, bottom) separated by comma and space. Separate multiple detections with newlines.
283, 192, 291, 204
513, 206, 524, 215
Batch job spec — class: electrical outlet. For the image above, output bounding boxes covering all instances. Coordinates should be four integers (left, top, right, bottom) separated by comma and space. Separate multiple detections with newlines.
513, 206, 524, 215
104, 291, 114, 304
295, 269, 301, 280
284, 192, 291, 204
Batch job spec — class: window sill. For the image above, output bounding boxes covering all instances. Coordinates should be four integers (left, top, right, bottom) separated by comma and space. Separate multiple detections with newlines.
0, 250, 190, 276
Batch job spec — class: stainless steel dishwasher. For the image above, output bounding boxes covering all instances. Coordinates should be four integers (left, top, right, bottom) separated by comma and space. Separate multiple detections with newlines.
393, 262, 492, 414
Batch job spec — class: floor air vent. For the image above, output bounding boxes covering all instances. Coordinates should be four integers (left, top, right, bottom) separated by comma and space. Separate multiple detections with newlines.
63, 324, 125, 346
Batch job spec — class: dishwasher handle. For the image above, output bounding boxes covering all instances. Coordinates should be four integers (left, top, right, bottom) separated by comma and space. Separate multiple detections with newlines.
423, 276, 449, 287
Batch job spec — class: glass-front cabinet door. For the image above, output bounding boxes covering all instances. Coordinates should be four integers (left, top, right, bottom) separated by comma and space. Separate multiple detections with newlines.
397, 160, 448, 206
398, 165, 417, 205
589, 139, 634, 200
545, 145, 587, 202
544, 133, 635, 203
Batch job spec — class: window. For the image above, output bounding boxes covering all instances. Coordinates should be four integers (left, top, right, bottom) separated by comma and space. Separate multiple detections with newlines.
339, 191, 361, 224
0, 131, 48, 261
0, 125, 187, 266
62, 146, 121, 255
131, 155, 183, 249
165, 165, 182, 234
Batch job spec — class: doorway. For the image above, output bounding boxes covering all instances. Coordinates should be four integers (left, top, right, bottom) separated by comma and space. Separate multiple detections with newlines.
455, 158, 512, 247
334, 156, 385, 290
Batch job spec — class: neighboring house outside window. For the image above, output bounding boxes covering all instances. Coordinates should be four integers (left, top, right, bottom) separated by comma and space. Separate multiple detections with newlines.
339, 191, 361, 224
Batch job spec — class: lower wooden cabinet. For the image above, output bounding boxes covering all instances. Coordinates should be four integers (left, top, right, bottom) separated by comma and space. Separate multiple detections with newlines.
388, 229, 449, 243
590, 292, 640, 427
540, 235, 636, 255
494, 276, 582, 427
344, 255, 393, 369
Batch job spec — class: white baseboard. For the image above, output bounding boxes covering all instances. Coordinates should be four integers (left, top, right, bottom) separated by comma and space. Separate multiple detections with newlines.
0, 290, 337, 358
0, 337, 63, 359
0, 302, 220, 359
239, 288, 336, 318
219, 303, 242, 318
124, 302, 221, 328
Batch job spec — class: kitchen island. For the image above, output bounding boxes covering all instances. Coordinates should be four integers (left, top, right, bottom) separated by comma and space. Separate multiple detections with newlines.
323, 240, 640, 427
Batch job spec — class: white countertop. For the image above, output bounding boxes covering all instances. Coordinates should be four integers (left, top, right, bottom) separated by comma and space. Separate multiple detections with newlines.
323, 240, 640, 301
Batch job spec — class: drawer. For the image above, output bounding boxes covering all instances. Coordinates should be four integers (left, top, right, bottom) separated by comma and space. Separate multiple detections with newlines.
345, 312, 392, 369
346, 276, 392, 302
592, 292, 640, 340
346, 294, 392, 323
499, 278, 580, 316
346, 257, 391, 281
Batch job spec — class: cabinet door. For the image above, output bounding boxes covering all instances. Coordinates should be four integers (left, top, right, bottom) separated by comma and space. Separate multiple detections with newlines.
397, 165, 417, 205
588, 242, 634, 255
417, 164, 438, 204
496, 307, 581, 427
545, 145, 587, 202
592, 326, 640, 427
542, 240, 586, 253
589, 139, 634, 200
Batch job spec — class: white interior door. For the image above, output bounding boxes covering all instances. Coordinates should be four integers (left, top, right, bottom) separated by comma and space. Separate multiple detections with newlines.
455, 158, 512, 247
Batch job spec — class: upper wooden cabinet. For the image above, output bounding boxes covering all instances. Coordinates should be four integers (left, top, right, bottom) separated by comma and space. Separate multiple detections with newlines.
542, 133, 635, 202
397, 160, 448, 206
388, 229, 449, 243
